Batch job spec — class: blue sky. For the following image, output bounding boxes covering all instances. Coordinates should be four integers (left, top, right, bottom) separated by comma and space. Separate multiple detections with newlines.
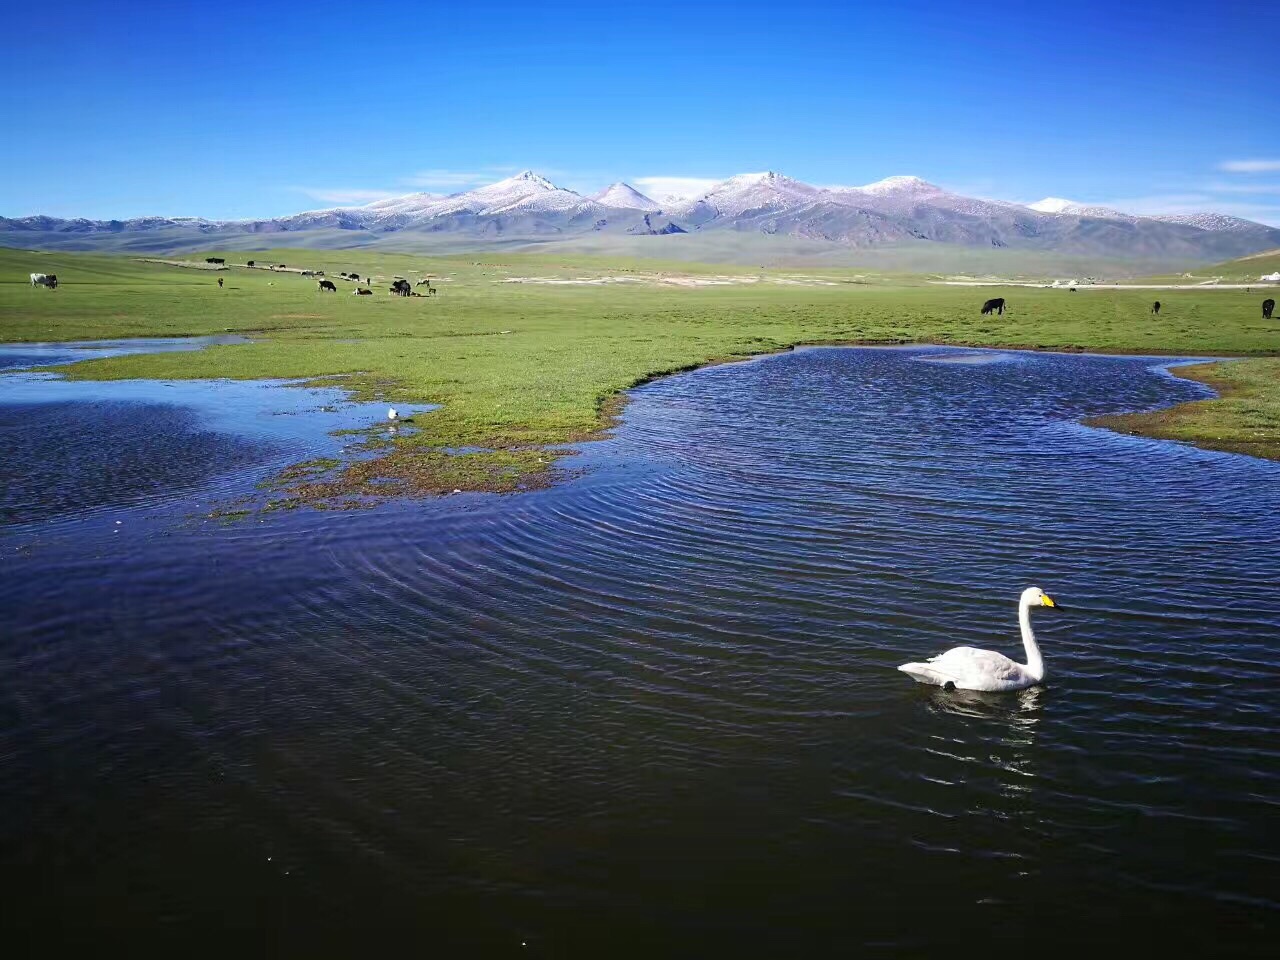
4, 0, 1277, 223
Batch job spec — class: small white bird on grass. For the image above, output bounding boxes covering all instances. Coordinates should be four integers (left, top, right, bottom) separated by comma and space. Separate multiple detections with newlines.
898, 586, 1061, 692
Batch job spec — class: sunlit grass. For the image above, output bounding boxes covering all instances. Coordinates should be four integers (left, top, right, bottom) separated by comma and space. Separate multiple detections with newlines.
3, 246, 1278, 498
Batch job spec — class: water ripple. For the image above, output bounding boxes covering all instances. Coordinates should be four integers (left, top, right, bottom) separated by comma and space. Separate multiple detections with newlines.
3, 345, 1278, 949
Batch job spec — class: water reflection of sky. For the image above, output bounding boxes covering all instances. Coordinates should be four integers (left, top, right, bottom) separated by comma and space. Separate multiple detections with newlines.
0, 337, 434, 528
0, 335, 251, 371
3, 341, 1278, 952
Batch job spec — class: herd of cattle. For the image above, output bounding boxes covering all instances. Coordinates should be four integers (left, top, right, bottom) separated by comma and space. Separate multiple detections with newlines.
23, 270, 1278, 319
981, 296, 1276, 320
314, 274, 437, 296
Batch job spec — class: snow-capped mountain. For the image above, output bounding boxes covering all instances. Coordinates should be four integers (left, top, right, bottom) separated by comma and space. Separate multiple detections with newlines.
592, 182, 660, 211
1028, 197, 1133, 220
667, 172, 824, 222
846, 175, 946, 198
350, 171, 602, 222
1150, 212, 1264, 233
6, 170, 1280, 262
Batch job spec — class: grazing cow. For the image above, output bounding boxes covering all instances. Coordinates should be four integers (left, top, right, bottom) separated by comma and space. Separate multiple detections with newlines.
354, 288, 373, 296
1151, 301, 1161, 315
1265, 298, 1276, 320
318, 279, 337, 292
29, 273, 58, 288
217, 277, 224, 288
205, 257, 225, 265
390, 279, 412, 297
247, 260, 255, 267
980, 297, 1006, 316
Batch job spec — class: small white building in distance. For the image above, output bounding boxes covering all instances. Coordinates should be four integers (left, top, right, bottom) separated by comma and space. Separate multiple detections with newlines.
1259, 272, 1280, 282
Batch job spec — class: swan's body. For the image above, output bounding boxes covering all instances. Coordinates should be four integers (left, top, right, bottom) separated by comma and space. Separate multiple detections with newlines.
898, 587, 1058, 692
387, 407, 399, 421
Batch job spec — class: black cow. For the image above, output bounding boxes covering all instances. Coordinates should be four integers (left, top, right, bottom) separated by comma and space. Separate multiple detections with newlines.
1151, 301, 1161, 315
318, 279, 337, 292
354, 288, 373, 296
247, 260, 256, 267
206, 257, 225, 265
390, 279, 412, 297
1265, 298, 1276, 320
981, 297, 1006, 316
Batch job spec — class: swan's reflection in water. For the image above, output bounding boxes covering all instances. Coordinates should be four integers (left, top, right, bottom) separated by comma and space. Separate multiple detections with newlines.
924, 684, 1046, 726
923, 686, 1046, 801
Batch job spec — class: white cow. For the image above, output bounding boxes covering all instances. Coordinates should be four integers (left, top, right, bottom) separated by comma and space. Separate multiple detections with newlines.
29, 273, 58, 288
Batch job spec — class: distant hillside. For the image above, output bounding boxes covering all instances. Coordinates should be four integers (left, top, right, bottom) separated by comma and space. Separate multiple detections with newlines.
6, 170, 1280, 269
1206, 248, 1280, 279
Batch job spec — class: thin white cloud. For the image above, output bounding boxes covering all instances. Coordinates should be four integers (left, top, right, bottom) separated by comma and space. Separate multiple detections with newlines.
1204, 181, 1280, 195
1092, 193, 1212, 214
1219, 159, 1280, 173
295, 187, 401, 205
633, 176, 722, 201
1089, 192, 1280, 226
402, 166, 525, 189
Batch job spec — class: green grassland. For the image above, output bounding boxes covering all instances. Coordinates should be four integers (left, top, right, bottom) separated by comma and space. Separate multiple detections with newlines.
3, 246, 1278, 502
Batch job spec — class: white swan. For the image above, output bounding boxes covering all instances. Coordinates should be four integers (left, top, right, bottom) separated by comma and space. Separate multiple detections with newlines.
898, 586, 1058, 692
387, 407, 399, 421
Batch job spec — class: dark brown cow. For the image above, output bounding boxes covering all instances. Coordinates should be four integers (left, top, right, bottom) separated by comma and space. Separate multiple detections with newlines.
981, 297, 1006, 316
390, 279, 412, 297
318, 279, 337, 292
1265, 298, 1276, 320
354, 288, 373, 296
1151, 301, 1161, 315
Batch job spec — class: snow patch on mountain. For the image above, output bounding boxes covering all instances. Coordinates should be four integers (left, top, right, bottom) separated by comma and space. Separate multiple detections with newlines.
593, 182, 660, 211
1150, 212, 1262, 233
668, 172, 822, 219
853, 175, 945, 196
1028, 197, 1076, 214
1028, 197, 1131, 219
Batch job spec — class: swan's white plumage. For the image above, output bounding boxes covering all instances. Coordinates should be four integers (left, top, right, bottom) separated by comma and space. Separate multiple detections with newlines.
898, 587, 1057, 692
387, 407, 399, 421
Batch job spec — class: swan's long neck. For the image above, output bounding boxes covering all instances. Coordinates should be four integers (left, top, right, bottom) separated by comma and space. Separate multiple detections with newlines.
1018, 600, 1045, 681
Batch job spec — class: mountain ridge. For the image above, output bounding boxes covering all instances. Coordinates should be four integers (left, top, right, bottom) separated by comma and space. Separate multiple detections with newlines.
5, 170, 1279, 264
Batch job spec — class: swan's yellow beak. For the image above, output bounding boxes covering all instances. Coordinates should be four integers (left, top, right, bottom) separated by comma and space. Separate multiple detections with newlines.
1041, 594, 1057, 608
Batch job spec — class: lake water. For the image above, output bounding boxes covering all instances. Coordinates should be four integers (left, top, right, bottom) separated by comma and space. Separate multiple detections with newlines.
2, 344, 1277, 952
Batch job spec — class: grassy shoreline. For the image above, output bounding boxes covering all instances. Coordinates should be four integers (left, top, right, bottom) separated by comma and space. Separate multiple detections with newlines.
3, 247, 1278, 505
1086, 358, 1280, 462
